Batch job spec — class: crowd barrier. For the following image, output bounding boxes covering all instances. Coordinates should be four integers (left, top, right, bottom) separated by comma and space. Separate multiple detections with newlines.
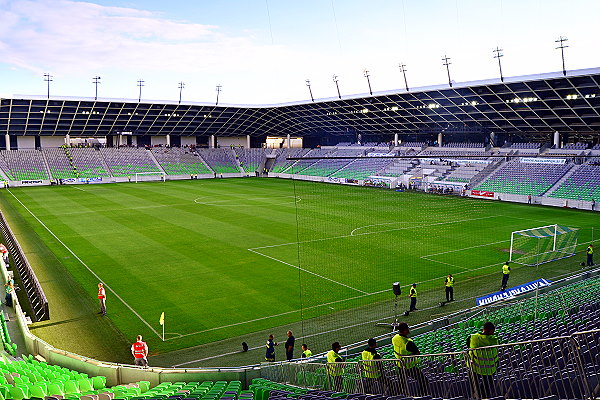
262, 330, 600, 400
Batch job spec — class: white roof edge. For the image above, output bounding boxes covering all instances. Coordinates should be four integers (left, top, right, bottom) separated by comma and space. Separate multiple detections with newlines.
3, 67, 600, 109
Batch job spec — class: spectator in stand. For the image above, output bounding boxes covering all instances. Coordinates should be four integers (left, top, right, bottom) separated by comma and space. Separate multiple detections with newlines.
285, 330, 295, 360
4, 277, 14, 307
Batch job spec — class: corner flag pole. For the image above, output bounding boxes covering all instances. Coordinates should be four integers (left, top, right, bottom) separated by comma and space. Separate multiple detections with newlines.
159, 312, 165, 342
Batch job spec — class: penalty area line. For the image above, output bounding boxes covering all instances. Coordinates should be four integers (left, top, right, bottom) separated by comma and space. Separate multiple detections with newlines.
5, 189, 162, 340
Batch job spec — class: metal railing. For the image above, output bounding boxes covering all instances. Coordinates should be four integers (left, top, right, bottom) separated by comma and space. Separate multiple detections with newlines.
0, 210, 49, 321
262, 329, 600, 400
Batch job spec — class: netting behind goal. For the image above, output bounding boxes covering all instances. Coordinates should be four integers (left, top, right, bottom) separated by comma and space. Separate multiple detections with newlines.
135, 172, 166, 182
510, 225, 579, 266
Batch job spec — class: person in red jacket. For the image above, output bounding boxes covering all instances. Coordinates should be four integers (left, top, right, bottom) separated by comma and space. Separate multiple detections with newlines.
131, 335, 149, 367
97, 283, 106, 315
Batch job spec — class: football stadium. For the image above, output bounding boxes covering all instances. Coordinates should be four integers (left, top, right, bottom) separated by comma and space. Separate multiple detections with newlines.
0, 1, 598, 400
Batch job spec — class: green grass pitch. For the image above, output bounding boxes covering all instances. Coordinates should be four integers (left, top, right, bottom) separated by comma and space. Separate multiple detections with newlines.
0, 178, 596, 364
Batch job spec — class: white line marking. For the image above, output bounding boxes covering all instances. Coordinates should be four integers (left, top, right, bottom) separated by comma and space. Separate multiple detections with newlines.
247, 248, 367, 294
422, 239, 509, 258
6, 189, 162, 339
193, 195, 301, 206
71, 186, 86, 192
350, 215, 499, 236
422, 258, 471, 270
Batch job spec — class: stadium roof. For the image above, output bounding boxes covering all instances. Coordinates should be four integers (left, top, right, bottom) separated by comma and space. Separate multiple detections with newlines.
1, 68, 599, 138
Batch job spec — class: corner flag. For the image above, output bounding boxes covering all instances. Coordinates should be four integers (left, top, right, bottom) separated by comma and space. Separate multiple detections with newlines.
159, 312, 165, 341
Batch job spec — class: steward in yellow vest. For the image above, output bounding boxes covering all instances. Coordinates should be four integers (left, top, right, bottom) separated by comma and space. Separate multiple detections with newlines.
326, 342, 344, 392
501, 262, 511, 291
392, 323, 429, 396
444, 274, 455, 302
467, 322, 499, 399
301, 344, 312, 358
587, 244, 594, 266
361, 338, 385, 394
408, 283, 418, 311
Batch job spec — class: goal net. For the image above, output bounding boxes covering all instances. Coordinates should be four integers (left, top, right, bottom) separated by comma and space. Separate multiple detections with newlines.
135, 172, 166, 183
509, 224, 579, 266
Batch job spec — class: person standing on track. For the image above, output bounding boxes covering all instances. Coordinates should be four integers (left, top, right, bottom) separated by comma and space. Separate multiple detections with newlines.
500, 262, 511, 291
265, 334, 277, 362
444, 274, 454, 302
97, 282, 106, 315
408, 283, 418, 311
285, 330, 295, 360
587, 244, 594, 266
131, 335, 149, 367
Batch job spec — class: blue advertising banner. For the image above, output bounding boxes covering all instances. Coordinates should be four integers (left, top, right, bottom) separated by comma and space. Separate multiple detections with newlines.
476, 278, 552, 306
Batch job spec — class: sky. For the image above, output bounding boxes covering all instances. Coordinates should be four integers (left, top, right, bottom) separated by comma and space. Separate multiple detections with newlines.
0, 0, 599, 105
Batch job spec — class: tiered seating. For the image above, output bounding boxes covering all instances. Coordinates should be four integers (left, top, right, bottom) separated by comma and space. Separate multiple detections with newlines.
99, 148, 161, 177
418, 150, 487, 157
562, 142, 588, 150
235, 149, 266, 173
332, 158, 394, 179
335, 142, 351, 146
196, 149, 240, 174
399, 142, 426, 147
476, 160, 572, 195
0, 150, 49, 180
592, 144, 600, 150
509, 142, 541, 149
43, 148, 77, 179
0, 314, 16, 356
151, 148, 212, 176
380, 160, 416, 177
437, 164, 486, 183
443, 142, 485, 148
141, 380, 246, 400
279, 149, 334, 174
68, 148, 110, 178
549, 163, 600, 201
270, 149, 311, 173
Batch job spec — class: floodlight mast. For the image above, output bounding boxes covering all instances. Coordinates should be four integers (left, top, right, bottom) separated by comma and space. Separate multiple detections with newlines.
93, 76, 101, 100
137, 79, 145, 102
399, 63, 409, 91
305, 79, 314, 102
363, 69, 372, 95
178, 81, 185, 104
555, 36, 569, 76
43, 73, 53, 99
332, 74, 341, 99
493, 47, 504, 82
216, 84, 222, 106
442, 55, 452, 87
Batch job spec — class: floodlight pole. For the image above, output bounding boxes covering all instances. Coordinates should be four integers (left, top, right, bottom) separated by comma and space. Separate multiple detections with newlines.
555, 36, 569, 76
363, 69, 372, 95
178, 81, 185, 104
43, 73, 53, 99
216, 84, 222, 106
332, 74, 341, 99
399, 63, 409, 91
305, 79, 314, 102
93, 76, 101, 101
493, 47, 504, 82
442, 55, 452, 87
137, 79, 145, 102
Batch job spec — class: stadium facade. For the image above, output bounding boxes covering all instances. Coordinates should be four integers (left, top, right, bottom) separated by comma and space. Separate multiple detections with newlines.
1, 68, 599, 148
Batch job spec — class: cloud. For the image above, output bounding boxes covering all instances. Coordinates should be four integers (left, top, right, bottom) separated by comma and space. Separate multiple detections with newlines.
0, 0, 288, 76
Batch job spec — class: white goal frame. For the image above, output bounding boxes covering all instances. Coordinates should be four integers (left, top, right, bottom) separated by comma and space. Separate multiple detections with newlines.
134, 171, 166, 183
509, 224, 579, 266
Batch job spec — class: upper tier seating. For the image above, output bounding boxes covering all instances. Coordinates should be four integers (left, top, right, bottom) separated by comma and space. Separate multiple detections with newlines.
379, 159, 417, 177
399, 142, 427, 147
562, 142, 588, 150
509, 142, 541, 149
43, 148, 77, 179
0, 150, 49, 180
592, 143, 600, 150
419, 150, 487, 157
443, 142, 485, 148
549, 163, 600, 201
235, 148, 266, 173
99, 148, 161, 176
282, 149, 336, 174
68, 148, 110, 178
151, 148, 212, 175
332, 157, 395, 179
195, 149, 240, 174
437, 164, 487, 183
476, 160, 572, 195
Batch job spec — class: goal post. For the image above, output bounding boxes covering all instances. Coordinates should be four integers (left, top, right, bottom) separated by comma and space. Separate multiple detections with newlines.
134, 171, 166, 183
509, 224, 579, 266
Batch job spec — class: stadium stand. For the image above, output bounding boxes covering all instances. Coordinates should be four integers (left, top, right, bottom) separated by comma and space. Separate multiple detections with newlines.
379, 159, 418, 177
399, 142, 427, 148
0, 150, 49, 181
270, 148, 311, 173
68, 148, 111, 178
562, 142, 588, 150
331, 157, 395, 179
151, 147, 212, 176
593, 143, 600, 150
283, 148, 336, 174
99, 148, 161, 177
235, 148, 266, 173
195, 149, 240, 174
475, 160, 572, 196
43, 148, 77, 179
443, 142, 485, 148
549, 163, 600, 201
437, 164, 487, 183
509, 142, 541, 149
